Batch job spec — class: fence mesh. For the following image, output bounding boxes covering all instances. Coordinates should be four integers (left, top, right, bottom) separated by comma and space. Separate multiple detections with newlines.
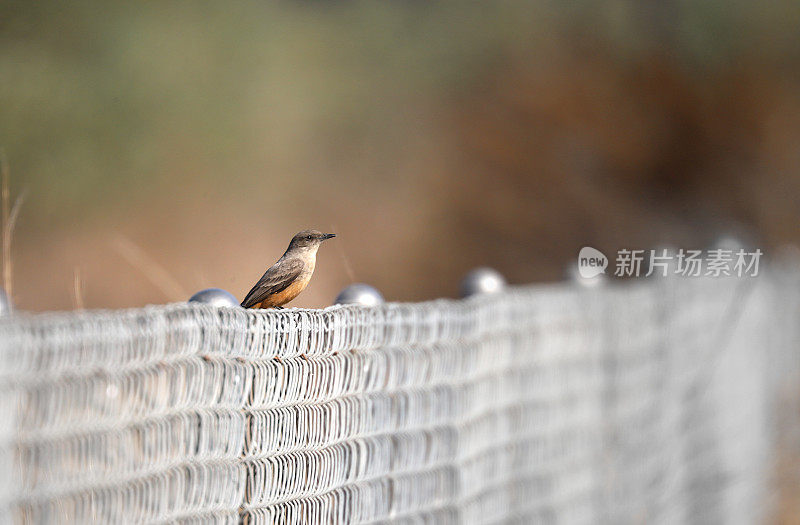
0, 268, 798, 524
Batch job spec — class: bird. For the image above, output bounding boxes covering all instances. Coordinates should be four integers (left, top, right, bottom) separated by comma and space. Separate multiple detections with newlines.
241, 230, 336, 309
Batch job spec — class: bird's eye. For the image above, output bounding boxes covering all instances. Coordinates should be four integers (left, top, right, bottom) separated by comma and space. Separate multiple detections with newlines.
306, 235, 313, 240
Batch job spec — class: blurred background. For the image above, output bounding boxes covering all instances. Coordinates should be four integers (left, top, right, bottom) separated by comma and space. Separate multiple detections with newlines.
1, 2, 799, 520
1, 1, 798, 311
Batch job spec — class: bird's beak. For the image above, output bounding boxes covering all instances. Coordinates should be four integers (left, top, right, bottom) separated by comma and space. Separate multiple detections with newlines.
322, 233, 336, 240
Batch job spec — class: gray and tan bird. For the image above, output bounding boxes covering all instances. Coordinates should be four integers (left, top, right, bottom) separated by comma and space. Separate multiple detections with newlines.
241, 230, 335, 309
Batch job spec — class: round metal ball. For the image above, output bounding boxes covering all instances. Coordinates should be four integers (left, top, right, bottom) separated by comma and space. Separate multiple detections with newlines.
0, 288, 11, 315
713, 235, 747, 252
335, 283, 384, 306
188, 288, 240, 307
459, 267, 506, 298
565, 262, 605, 287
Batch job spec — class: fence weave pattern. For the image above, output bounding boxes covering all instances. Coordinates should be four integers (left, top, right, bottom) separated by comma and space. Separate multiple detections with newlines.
0, 270, 798, 524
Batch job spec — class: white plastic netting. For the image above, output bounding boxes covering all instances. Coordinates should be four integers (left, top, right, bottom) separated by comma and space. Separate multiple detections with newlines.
0, 269, 798, 524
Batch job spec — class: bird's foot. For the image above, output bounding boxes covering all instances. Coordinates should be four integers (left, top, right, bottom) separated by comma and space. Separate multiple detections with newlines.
300, 353, 309, 361
273, 356, 283, 363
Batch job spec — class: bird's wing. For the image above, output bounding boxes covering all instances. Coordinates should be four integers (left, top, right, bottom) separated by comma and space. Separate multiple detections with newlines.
241, 259, 305, 308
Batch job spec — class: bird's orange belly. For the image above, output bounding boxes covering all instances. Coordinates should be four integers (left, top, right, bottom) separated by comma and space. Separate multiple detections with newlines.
257, 276, 310, 308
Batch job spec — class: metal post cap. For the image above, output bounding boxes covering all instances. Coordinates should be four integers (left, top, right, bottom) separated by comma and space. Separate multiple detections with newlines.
566, 262, 605, 287
459, 267, 506, 298
335, 283, 384, 306
188, 288, 240, 307
712, 234, 749, 252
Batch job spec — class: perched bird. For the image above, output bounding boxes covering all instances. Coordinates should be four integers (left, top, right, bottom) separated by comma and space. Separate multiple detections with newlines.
241, 230, 335, 309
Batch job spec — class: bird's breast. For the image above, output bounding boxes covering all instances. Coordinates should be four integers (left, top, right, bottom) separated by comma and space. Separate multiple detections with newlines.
305, 257, 316, 276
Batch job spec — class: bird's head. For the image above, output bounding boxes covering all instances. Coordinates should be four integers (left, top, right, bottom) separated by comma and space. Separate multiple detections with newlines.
287, 229, 336, 252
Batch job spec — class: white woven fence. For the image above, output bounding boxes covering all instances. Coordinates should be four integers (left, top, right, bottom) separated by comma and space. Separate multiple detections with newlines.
0, 269, 798, 524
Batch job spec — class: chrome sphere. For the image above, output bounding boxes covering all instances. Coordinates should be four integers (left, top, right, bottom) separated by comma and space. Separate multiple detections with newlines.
188, 288, 240, 307
712, 234, 750, 252
459, 267, 506, 298
334, 283, 384, 306
566, 261, 605, 287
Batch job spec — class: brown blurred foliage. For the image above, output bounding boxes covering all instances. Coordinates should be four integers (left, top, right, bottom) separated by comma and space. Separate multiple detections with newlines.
0, 1, 798, 311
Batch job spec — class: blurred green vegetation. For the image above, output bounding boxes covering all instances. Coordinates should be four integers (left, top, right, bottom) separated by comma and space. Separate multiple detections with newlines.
0, 1, 799, 314
1, 2, 537, 223
2, 1, 798, 225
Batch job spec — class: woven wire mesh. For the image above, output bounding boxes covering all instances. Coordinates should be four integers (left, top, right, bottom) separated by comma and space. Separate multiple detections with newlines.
0, 270, 798, 524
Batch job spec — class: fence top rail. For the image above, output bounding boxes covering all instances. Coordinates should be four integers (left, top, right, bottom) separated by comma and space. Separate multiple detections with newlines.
0, 279, 671, 380
0, 274, 765, 383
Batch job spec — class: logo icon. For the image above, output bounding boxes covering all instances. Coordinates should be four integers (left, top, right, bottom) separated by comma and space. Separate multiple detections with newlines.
578, 246, 608, 279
